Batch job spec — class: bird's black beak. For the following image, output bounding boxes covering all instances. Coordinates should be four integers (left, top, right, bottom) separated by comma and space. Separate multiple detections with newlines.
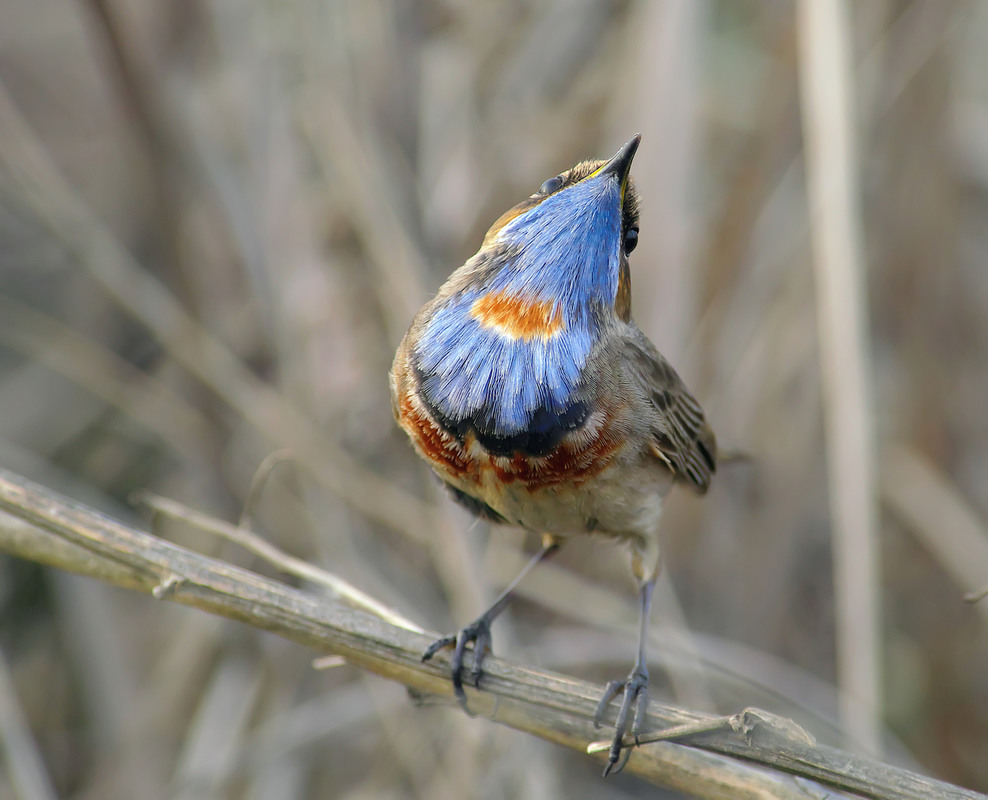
600, 134, 641, 189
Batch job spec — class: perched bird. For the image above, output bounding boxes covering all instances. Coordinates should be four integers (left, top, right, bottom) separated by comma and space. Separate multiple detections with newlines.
391, 134, 715, 775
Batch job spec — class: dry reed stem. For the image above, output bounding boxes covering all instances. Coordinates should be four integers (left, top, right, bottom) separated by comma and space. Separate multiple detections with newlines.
797, 0, 881, 754
0, 644, 59, 800
1, 468, 984, 800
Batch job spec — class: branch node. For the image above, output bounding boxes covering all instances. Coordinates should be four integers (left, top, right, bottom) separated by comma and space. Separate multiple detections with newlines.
733, 708, 816, 747
152, 572, 184, 599
312, 655, 348, 670
964, 584, 988, 603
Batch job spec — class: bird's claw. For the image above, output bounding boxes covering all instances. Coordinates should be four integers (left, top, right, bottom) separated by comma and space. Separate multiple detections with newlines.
421, 616, 494, 715
593, 664, 650, 776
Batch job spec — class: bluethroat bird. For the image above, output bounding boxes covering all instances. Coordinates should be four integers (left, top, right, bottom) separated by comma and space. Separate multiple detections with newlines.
391, 134, 716, 775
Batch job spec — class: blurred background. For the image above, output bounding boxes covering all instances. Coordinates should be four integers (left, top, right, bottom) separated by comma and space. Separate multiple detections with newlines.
1, 0, 987, 797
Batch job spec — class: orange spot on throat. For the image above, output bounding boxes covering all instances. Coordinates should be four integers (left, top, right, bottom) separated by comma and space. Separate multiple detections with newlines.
471, 290, 564, 340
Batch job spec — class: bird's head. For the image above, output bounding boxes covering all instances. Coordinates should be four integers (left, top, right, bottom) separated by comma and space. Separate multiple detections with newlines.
476, 134, 641, 324
408, 136, 643, 450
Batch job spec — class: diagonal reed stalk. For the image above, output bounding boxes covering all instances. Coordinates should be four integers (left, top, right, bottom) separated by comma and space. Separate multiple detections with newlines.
1, 468, 983, 800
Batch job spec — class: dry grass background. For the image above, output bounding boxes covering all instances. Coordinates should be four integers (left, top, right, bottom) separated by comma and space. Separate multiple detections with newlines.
1, 1, 987, 798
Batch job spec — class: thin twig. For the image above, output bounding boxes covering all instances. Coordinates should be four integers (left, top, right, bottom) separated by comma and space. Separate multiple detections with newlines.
967, 586, 988, 604
588, 707, 816, 752
880, 445, 988, 616
239, 449, 295, 532
0, 468, 983, 800
133, 489, 424, 634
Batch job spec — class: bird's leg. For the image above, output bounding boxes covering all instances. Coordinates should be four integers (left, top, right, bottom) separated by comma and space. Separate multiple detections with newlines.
422, 536, 560, 714
594, 576, 656, 776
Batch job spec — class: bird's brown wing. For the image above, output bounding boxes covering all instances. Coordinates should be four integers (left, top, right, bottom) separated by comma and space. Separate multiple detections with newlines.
625, 333, 716, 495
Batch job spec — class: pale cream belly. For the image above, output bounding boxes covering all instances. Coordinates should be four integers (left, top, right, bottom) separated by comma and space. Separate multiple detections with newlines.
465, 451, 671, 542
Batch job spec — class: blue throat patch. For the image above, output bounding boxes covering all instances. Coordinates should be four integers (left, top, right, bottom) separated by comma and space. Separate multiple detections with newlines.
414, 174, 624, 457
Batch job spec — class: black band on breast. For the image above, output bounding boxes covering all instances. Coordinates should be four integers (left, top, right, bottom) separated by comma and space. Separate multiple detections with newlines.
412, 362, 589, 458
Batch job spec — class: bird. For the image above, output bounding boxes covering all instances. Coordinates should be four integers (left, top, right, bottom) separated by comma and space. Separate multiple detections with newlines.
390, 134, 716, 775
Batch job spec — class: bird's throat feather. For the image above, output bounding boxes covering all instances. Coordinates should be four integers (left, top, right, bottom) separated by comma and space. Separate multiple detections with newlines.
470, 290, 564, 340
412, 292, 593, 456
412, 178, 624, 454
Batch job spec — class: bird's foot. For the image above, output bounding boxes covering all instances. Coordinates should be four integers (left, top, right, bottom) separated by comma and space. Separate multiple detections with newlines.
593, 664, 650, 776
421, 616, 493, 715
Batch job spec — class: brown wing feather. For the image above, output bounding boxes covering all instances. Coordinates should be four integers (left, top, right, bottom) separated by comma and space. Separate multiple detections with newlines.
626, 334, 716, 494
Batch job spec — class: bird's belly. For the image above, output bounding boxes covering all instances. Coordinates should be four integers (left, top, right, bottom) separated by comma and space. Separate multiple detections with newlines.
489, 466, 668, 541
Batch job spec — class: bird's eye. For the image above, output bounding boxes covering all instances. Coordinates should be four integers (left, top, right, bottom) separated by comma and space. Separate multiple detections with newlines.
624, 226, 639, 255
539, 175, 564, 195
